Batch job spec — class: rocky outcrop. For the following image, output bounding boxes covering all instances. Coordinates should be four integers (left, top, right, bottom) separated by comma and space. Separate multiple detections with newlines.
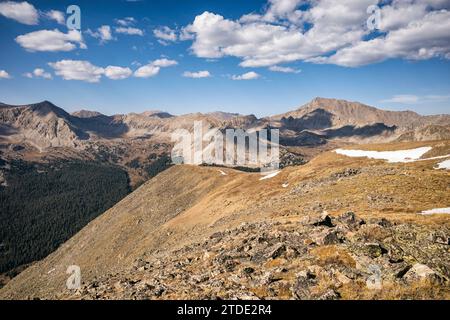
61, 212, 448, 300
397, 125, 450, 142
0, 101, 85, 149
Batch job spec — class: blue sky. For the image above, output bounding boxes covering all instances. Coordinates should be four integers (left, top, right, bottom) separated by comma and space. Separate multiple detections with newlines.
0, 0, 449, 116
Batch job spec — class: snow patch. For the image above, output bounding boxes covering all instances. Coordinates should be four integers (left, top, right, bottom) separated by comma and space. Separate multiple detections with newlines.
259, 171, 280, 181
419, 207, 450, 215
219, 170, 227, 176
282, 183, 289, 188
335, 147, 432, 163
436, 159, 450, 170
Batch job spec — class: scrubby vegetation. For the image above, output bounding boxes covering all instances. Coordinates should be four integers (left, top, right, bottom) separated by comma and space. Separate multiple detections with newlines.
145, 155, 172, 178
0, 160, 130, 273
200, 163, 261, 172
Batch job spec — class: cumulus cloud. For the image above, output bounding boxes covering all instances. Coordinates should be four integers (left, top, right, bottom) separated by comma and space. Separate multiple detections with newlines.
269, 65, 301, 73
86, 25, 114, 43
134, 58, 178, 78
24, 68, 52, 79
134, 65, 160, 78
183, 70, 211, 78
104, 66, 132, 80
49, 60, 134, 82
15, 29, 86, 52
317, 10, 450, 67
116, 17, 136, 26
231, 71, 260, 80
0, 1, 38, 25
115, 27, 144, 36
152, 58, 178, 67
181, 0, 450, 68
154, 26, 177, 45
49, 60, 104, 83
0, 70, 11, 79
45, 10, 65, 25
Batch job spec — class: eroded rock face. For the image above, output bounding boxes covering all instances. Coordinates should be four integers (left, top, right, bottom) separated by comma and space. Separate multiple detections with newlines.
63, 212, 449, 300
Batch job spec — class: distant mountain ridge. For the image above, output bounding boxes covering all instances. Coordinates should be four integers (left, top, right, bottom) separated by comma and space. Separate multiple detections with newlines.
269, 97, 448, 129
1, 98, 449, 150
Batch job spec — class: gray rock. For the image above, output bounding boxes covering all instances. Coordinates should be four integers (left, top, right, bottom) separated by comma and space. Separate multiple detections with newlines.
318, 289, 341, 300
269, 244, 287, 259
363, 243, 387, 258
403, 263, 444, 284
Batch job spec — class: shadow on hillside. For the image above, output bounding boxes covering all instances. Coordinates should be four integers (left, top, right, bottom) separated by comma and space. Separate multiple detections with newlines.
281, 109, 334, 131
72, 115, 129, 139
280, 130, 327, 146
324, 123, 397, 138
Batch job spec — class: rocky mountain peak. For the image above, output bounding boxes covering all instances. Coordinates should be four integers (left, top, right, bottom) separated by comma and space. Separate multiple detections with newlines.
72, 110, 105, 119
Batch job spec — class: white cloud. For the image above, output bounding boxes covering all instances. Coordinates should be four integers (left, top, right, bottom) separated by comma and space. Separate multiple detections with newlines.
231, 71, 260, 80
381, 94, 420, 104
183, 70, 211, 78
0, 70, 11, 79
154, 26, 177, 45
318, 10, 450, 67
15, 29, 86, 52
381, 94, 450, 104
49, 60, 104, 83
134, 65, 160, 78
104, 66, 132, 80
115, 27, 144, 36
263, 0, 305, 24
24, 68, 52, 79
134, 58, 177, 78
45, 10, 65, 25
181, 0, 450, 68
269, 65, 301, 73
152, 58, 178, 67
86, 25, 114, 43
116, 17, 136, 26
0, 1, 38, 25
49, 60, 134, 82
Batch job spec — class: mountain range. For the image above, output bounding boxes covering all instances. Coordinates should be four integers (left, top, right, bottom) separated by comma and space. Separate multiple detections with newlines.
1, 97, 450, 151
0, 97, 449, 299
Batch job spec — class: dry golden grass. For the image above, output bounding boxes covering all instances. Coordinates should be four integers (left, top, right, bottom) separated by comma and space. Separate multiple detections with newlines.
311, 246, 357, 268
339, 280, 450, 300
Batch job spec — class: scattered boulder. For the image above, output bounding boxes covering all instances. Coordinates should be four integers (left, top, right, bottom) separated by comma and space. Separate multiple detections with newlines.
269, 244, 286, 259
311, 214, 335, 228
242, 267, 255, 275
378, 218, 392, 228
363, 243, 388, 258
332, 168, 361, 179
310, 229, 346, 245
403, 264, 444, 284
153, 285, 166, 297
291, 271, 317, 300
324, 231, 346, 245
428, 231, 448, 245
318, 289, 341, 300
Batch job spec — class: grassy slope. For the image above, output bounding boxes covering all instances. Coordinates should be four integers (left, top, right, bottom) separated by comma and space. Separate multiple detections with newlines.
0, 140, 449, 299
